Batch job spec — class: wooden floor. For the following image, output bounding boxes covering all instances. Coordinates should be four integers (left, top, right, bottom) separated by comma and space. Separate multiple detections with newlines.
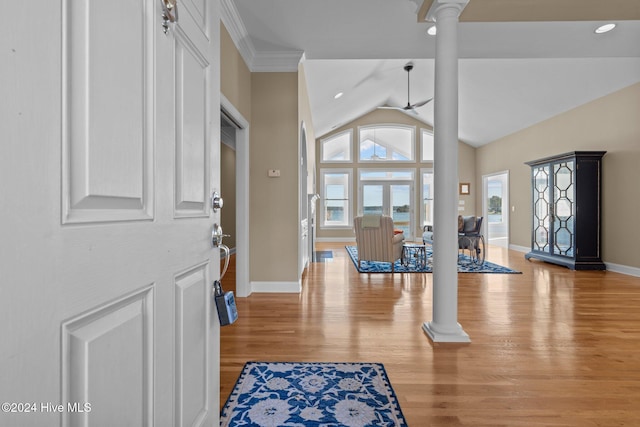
220, 242, 640, 426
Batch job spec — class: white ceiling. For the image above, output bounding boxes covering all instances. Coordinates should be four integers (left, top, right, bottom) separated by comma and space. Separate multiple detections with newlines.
226, 0, 640, 146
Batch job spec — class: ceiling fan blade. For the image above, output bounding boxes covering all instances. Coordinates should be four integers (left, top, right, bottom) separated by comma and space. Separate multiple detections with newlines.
410, 98, 434, 109
377, 64, 431, 113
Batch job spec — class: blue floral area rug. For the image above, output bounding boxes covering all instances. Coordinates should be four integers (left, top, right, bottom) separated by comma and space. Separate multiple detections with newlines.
220, 362, 408, 427
346, 245, 521, 274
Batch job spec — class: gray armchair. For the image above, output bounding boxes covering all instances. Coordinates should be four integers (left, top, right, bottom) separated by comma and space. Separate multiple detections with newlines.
422, 215, 485, 265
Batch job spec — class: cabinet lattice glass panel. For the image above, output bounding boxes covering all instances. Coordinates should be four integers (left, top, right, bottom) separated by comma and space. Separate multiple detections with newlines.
525, 151, 605, 270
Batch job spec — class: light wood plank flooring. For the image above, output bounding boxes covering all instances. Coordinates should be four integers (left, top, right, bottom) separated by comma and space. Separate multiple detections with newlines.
220, 242, 640, 426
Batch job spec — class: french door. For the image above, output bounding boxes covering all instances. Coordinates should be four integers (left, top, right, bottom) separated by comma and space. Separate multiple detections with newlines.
360, 181, 414, 239
483, 171, 510, 248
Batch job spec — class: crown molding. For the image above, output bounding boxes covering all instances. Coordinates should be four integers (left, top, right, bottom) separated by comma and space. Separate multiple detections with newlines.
251, 50, 304, 72
220, 0, 255, 67
220, 0, 303, 72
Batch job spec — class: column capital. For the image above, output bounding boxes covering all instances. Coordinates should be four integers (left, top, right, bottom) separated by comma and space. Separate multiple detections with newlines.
426, 0, 469, 22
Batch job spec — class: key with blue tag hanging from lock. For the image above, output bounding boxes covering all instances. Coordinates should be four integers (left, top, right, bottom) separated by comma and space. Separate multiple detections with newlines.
214, 280, 238, 326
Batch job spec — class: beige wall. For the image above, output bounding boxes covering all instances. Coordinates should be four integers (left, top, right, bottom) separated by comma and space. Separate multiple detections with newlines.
316, 108, 477, 240
250, 72, 300, 282
220, 24, 251, 121
222, 22, 319, 285
458, 141, 476, 216
476, 82, 640, 268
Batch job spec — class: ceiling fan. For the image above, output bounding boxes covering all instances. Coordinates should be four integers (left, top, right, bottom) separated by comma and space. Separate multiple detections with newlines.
378, 63, 433, 113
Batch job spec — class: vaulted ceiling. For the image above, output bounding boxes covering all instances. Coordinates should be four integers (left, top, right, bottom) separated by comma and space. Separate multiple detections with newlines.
222, 0, 640, 146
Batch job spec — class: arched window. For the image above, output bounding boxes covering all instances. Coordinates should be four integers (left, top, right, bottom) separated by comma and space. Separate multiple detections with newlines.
320, 129, 352, 162
358, 125, 414, 162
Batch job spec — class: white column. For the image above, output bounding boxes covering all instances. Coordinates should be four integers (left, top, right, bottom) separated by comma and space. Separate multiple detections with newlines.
422, 0, 470, 343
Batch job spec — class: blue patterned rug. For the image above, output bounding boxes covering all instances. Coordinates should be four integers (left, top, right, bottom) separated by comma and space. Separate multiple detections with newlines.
220, 362, 408, 427
346, 245, 521, 274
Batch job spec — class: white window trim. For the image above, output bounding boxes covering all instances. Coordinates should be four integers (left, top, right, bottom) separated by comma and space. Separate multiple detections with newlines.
358, 124, 415, 163
420, 128, 434, 163
420, 167, 434, 228
358, 168, 415, 182
320, 129, 353, 163
319, 168, 353, 229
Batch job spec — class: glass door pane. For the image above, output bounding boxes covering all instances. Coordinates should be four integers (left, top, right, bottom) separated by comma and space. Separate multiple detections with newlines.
485, 173, 509, 248
533, 165, 550, 252
422, 172, 434, 227
391, 184, 411, 237
553, 160, 575, 257
362, 184, 383, 216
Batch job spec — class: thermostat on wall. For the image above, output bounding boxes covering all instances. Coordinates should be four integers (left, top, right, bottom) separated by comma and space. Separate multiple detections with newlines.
268, 169, 281, 177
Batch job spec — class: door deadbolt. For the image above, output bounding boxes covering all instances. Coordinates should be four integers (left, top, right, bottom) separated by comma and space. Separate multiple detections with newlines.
212, 191, 224, 212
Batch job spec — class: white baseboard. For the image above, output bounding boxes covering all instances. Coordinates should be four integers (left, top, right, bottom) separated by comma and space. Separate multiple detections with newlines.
605, 262, 640, 278
316, 237, 356, 243
251, 280, 302, 293
509, 244, 529, 253
510, 244, 640, 278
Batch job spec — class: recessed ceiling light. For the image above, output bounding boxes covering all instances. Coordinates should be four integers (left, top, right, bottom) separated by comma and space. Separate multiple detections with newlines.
427, 25, 437, 36
595, 23, 616, 34
334, 92, 344, 99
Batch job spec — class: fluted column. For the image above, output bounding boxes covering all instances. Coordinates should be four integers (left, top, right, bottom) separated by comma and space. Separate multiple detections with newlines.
422, 0, 470, 343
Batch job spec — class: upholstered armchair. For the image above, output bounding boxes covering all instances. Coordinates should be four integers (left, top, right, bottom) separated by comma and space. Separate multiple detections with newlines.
354, 215, 405, 272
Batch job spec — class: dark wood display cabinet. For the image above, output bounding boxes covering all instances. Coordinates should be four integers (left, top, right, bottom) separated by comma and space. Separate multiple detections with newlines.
524, 151, 606, 270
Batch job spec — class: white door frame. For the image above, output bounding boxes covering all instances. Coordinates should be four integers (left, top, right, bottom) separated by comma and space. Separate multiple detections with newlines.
221, 95, 251, 297
482, 170, 510, 248
299, 121, 309, 276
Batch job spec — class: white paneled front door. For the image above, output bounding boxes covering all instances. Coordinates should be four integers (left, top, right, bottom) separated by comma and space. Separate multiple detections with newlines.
1, 1, 220, 426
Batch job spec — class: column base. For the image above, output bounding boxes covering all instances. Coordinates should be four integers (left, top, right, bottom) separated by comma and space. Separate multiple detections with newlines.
422, 321, 471, 343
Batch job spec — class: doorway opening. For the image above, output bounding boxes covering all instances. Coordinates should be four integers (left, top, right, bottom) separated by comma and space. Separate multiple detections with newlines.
220, 96, 250, 297
299, 122, 309, 276
482, 171, 510, 248
358, 170, 415, 240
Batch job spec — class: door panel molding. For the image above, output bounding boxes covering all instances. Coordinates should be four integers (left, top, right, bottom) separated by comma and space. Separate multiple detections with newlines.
61, 285, 154, 426
181, 0, 209, 38
173, 12, 211, 218
61, 0, 154, 224
174, 263, 210, 426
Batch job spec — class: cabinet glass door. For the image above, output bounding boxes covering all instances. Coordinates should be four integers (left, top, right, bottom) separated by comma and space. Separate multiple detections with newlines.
532, 165, 550, 252
552, 160, 575, 257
